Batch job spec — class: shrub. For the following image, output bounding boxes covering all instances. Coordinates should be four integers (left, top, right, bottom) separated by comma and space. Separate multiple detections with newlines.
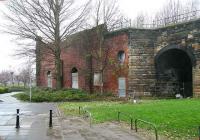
8, 86, 26, 92
13, 88, 122, 102
0, 87, 9, 94
13, 88, 91, 102
13, 93, 30, 101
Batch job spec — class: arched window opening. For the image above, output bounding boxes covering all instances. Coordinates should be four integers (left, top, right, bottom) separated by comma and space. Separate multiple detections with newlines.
47, 71, 52, 88
118, 51, 125, 63
71, 67, 78, 89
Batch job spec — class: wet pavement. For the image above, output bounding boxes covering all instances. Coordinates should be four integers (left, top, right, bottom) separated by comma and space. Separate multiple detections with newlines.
0, 92, 143, 140
0, 92, 59, 140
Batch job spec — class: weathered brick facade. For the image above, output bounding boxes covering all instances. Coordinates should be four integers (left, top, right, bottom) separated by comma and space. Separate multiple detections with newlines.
36, 27, 129, 96
37, 19, 200, 97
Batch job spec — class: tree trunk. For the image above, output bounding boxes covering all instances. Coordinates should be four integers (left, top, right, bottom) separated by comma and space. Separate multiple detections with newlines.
99, 32, 105, 95
100, 70, 104, 95
97, 26, 104, 95
54, 0, 62, 90
55, 52, 62, 89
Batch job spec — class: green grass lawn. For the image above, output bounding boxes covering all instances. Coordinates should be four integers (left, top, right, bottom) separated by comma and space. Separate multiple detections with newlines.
59, 99, 200, 139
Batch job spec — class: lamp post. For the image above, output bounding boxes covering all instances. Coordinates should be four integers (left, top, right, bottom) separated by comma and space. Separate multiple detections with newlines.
10, 71, 14, 87
28, 56, 32, 102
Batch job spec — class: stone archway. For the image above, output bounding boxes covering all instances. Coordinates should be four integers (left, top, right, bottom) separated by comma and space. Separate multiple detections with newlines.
155, 46, 195, 97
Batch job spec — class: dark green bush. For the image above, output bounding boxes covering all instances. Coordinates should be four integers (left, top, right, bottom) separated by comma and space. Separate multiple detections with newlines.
0, 87, 9, 94
13, 88, 91, 102
8, 87, 26, 92
13, 88, 122, 102
13, 93, 29, 101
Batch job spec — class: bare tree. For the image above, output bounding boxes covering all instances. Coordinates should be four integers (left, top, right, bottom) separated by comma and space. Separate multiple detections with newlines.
85, 0, 122, 94
132, 12, 148, 28
154, 0, 200, 27
18, 68, 30, 88
3, 0, 91, 89
135, 13, 145, 28
0, 71, 10, 87
15, 74, 21, 87
184, 0, 200, 19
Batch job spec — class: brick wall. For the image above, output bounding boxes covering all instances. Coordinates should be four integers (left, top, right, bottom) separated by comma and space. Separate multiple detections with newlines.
37, 27, 129, 95
37, 19, 200, 97
103, 32, 129, 95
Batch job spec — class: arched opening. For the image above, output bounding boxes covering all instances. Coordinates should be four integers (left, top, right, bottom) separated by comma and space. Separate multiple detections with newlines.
47, 71, 52, 88
71, 67, 78, 89
117, 50, 125, 63
155, 48, 193, 97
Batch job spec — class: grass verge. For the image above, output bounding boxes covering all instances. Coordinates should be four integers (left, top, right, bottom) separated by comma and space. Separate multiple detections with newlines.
59, 99, 200, 139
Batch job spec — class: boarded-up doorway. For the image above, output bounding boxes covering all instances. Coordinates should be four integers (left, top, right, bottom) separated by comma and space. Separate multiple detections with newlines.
118, 77, 126, 97
71, 68, 78, 89
47, 71, 52, 88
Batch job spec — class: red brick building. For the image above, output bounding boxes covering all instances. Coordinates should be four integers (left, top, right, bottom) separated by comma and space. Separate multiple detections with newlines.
36, 26, 129, 97
36, 19, 200, 98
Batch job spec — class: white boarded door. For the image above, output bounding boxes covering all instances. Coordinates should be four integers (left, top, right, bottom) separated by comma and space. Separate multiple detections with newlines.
72, 73, 78, 89
47, 72, 52, 88
118, 77, 126, 97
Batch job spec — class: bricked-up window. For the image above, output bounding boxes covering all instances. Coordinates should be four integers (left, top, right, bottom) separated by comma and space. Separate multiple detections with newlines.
94, 73, 101, 86
118, 51, 125, 63
47, 71, 52, 88
71, 68, 78, 89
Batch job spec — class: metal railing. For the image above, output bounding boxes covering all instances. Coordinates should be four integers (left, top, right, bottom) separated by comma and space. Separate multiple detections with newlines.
111, 10, 200, 31
152, 10, 200, 28
117, 111, 133, 130
135, 119, 158, 140
79, 106, 92, 127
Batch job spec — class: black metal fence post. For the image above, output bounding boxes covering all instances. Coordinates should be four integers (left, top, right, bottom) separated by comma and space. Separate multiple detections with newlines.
49, 110, 52, 128
135, 119, 158, 140
16, 109, 20, 128
135, 119, 137, 132
79, 106, 81, 115
131, 118, 133, 130
118, 112, 120, 122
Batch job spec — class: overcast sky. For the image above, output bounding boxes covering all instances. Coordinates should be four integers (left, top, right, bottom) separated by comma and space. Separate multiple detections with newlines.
0, 0, 190, 72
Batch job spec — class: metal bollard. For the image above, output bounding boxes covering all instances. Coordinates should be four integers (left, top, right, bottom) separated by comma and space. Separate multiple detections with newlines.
16, 109, 20, 128
135, 119, 138, 132
79, 106, 81, 115
49, 110, 53, 128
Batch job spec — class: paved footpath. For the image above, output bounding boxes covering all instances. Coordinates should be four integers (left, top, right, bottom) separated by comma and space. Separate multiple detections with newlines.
0, 92, 144, 140
48, 116, 144, 140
